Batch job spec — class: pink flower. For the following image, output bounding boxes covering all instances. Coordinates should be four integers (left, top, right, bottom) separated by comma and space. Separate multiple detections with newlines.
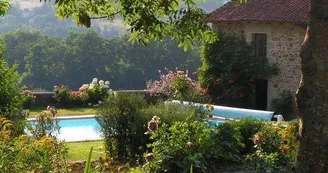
215, 78, 221, 84
192, 72, 197, 75
187, 142, 193, 149
148, 120, 158, 131
239, 93, 245, 97
47, 106, 52, 110
54, 85, 58, 89
202, 71, 206, 75
200, 87, 207, 93
144, 153, 154, 162
229, 79, 235, 84
32, 95, 36, 99
23, 90, 30, 95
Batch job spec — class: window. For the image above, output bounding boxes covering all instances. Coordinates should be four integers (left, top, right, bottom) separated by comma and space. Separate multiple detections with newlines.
253, 34, 267, 58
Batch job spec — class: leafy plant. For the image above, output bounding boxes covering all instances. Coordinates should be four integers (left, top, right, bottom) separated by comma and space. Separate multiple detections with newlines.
96, 93, 150, 162
142, 119, 213, 173
271, 90, 296, 120
147, 69, 210, 103
0, 39, 24, 120
199, 32, 276, 108
27, 106, 60, 140
84, 147, 93, 173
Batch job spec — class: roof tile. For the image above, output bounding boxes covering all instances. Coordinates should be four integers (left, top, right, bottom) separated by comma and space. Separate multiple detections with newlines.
207, 0, 310, 24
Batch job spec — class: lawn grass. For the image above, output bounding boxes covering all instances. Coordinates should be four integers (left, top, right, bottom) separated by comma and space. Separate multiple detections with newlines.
67, 140, 106, 161
28, 107, 98, 117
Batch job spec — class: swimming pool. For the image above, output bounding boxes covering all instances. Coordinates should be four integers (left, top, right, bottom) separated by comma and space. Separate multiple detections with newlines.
28, 116, 226, 141
58, 117, 102, 142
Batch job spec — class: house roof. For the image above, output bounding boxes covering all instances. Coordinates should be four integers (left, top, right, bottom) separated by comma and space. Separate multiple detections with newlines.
207, 0, 309, 24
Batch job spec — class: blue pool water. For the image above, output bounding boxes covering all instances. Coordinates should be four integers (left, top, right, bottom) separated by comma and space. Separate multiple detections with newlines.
59, 118, 100, 128
29, 117, 226, 141
55, 117, 101, 141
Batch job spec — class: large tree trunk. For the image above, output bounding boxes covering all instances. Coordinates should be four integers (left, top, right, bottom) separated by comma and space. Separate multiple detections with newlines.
295, 0, 328, 172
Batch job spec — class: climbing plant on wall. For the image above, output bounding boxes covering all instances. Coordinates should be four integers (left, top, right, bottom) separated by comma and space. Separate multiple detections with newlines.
199, 32, 277, 108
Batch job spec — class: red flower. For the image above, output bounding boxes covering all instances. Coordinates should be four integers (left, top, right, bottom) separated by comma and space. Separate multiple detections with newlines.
148, 120, 158, 131
187, 142, 193, 149
215, 78, 221, 84
192, 72, 197, 75
79, 88, 86, 92
200, 87, 207, 93
228, 79, 235, 84
202, 71, 206, 75
23, 90, 30, 95
281, 146, 290, 153
144, 153, 154, 162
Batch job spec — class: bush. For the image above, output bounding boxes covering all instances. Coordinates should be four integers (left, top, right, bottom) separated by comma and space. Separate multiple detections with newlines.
245, 124, 298, 172
141, 120, 213, 173
0, 40, 24, 120
147, 69, 210, 103
199, 32, 276, 108
229, 118, 267, 154
96, 93, 150, 162
0, 118, 70, 173
143, 101, 205, 126
211, 123, 244, 162
271, 91, 296, 120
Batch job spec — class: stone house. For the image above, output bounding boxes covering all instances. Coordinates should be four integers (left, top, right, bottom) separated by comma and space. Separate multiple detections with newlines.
207, 0, 309, 110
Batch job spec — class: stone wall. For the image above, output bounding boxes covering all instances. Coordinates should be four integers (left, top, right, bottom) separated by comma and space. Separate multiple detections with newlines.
213, 22, 306, 109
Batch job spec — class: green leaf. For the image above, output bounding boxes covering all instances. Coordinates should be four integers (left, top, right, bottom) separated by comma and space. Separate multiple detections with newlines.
84, 147, 93, 173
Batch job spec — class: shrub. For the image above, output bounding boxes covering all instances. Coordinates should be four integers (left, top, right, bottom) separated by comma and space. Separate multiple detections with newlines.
53, 85, 74, 106
141, 119, 213, 173
271, 91, 296, 120
142, 101, 205, 126
27, 106, 60, 140
0, 118, 70, 173
245, 124, 298, 172
22, 89, 36, 109
199, 32, 276, 108
229, 118, 268, 154
0, 40, 24, 120
96, 93, 150, 162
211, 123, 244, 162
147, 69, 210, 103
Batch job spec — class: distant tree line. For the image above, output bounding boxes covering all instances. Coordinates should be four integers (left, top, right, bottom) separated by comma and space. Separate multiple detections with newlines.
2, 29, 201, 90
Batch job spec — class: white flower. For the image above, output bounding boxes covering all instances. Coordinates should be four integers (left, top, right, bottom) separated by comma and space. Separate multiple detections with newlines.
92, 80, 97, 84
89, 85, 94, 89
103, 85, 109, 89
105, 81, 110, 85
82, 84, 89, 88
88, 103, 92, 106
92, 78, 98, 83
113, 91, 117, 96
98, 101, 102, 104
99, 80, 104, 85
107, 89, 113, 95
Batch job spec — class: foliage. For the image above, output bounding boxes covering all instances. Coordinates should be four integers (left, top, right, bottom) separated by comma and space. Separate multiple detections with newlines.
0, 0, 9, 16
141, 119, 213, 173
27, 106, 60, 140
0, 118, 70, 173
211, 123, 244, 162
271, 91, 296, 120
147, 69, 210, 103
22, 89, 36, 109
245, 124, 298, 172
199, 32, 276, 108
53, 78, 113, 106
143, 101, 205, 126
0, 39, 24, 120
45, 0, 218, 51
3, 30, 201, 90
96, 93, 150, 162
229, 117, 267, 154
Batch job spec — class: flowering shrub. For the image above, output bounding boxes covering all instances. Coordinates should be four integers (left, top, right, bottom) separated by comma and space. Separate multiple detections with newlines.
27, 106, 60, 140
245, 124, 298, 172
0, 117, 70, 173
53, 78, 114, 107
147, 69, 209, 103
22, 89, 36, 109
141, 119, 213, 173
199, 32, 276, 108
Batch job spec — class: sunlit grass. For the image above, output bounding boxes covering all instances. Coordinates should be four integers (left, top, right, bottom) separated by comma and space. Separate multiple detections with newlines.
67, 140, 105, 161
28, 107, 98, 117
